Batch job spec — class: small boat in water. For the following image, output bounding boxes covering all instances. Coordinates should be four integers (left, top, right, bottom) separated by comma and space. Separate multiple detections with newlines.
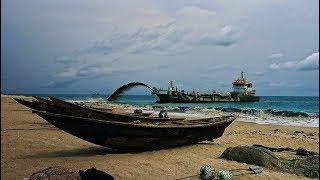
34, 111, 236, 150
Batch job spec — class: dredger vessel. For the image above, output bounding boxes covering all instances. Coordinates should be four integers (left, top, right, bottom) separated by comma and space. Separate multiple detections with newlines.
151, 72, 260, 103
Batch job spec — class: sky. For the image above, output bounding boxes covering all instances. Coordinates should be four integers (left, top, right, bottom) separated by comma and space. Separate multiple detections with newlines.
1, 0, 319, 96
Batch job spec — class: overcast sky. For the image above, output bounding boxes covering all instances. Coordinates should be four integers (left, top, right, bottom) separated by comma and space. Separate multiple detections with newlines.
1, 0, 319, 96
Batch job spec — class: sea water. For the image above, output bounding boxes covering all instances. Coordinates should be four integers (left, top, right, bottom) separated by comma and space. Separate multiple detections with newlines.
17, 94, 319, 127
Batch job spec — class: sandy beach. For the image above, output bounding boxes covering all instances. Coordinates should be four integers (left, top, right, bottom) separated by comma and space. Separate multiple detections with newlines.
1, 95, 319, 179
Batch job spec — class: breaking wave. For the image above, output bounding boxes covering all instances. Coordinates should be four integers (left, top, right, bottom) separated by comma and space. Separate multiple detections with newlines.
150, 106, 316, 118
214, 107, 314, 117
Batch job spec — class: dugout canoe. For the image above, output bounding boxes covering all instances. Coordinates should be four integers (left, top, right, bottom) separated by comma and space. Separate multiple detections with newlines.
34, 111, 237, 150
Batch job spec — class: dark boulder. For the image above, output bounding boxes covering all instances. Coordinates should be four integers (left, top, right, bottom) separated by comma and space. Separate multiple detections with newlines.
220, 146, 281, 169
79, 167, 114, 180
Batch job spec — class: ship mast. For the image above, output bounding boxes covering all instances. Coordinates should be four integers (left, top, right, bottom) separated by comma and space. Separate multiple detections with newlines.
240, 71, 245, 80
168, 80, 174, 95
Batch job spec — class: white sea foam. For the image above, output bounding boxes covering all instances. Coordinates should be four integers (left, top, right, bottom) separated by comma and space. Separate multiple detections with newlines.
102, 102, 319, 127
236, 115, 319, 127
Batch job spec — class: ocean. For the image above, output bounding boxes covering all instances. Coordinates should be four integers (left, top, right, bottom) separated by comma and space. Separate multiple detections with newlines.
14, 94, 319, 127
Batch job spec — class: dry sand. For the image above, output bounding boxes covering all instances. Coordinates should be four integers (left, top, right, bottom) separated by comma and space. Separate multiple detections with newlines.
1, 95, 319, 179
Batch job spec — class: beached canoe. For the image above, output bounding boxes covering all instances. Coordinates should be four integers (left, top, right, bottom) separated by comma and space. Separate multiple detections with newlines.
34, 111, 237, 150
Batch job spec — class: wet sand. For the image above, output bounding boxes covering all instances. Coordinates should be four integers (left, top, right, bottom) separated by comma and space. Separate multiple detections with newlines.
1, 95, 319, 179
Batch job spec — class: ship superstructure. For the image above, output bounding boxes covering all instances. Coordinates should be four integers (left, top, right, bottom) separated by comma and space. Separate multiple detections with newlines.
151, 72, 259, 103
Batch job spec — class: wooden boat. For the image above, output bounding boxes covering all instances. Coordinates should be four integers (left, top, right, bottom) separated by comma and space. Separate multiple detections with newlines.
34, 111, 237, 150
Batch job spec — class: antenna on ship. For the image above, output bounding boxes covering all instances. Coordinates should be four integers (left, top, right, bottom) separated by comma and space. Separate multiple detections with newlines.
241, 71, 244, 79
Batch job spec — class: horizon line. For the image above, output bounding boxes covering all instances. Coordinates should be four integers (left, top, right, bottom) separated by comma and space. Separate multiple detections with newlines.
2, 93, 319, 98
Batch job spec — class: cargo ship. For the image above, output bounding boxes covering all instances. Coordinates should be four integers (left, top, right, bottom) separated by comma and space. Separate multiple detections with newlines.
151, 72, 260, 103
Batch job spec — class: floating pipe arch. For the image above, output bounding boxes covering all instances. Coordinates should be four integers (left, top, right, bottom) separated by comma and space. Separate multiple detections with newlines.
107, 82, 152, 101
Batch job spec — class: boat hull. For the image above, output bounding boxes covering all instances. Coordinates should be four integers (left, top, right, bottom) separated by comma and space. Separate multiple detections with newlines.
34, 111, 235, 150
239, 96, 260, 102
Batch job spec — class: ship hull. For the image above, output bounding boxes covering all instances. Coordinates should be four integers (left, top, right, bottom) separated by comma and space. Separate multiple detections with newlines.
154, 94, 259, 103
239, 96, 260, 102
